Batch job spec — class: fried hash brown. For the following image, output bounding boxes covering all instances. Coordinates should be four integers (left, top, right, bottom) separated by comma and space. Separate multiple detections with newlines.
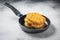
24, 12, 46, 29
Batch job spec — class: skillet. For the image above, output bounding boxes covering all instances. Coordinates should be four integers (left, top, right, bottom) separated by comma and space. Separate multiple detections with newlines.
4, 3, 50, 33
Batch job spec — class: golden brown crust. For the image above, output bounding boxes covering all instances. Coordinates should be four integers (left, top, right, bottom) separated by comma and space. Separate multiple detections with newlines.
24, 12, 46, 29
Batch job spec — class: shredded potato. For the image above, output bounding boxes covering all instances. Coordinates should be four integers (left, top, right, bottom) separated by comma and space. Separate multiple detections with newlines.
24, 12, 46, 29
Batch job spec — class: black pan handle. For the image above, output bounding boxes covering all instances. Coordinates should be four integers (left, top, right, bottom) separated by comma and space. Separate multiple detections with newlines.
4, 3, 23, 17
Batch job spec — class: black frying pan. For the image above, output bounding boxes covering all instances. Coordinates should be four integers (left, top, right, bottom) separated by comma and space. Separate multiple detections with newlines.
4, 3, 50, 33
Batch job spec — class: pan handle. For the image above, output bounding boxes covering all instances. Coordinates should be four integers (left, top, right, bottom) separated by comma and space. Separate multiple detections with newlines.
4, 3, 23, 17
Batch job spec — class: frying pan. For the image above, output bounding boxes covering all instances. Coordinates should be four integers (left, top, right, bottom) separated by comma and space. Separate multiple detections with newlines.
4, 3, 50, 33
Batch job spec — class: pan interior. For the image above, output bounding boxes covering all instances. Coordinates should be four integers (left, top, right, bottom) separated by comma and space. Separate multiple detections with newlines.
19, 15, 49, 29
19, 15, 26, 26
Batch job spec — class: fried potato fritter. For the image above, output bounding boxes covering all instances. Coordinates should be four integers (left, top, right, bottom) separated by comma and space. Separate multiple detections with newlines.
24, 12, 46, 29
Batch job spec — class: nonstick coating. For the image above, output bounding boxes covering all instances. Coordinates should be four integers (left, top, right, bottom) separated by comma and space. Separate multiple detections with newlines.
19, 15, 50, 33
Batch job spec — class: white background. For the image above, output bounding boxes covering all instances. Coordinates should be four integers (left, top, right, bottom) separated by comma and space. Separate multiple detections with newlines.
0, 1, 60, 40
